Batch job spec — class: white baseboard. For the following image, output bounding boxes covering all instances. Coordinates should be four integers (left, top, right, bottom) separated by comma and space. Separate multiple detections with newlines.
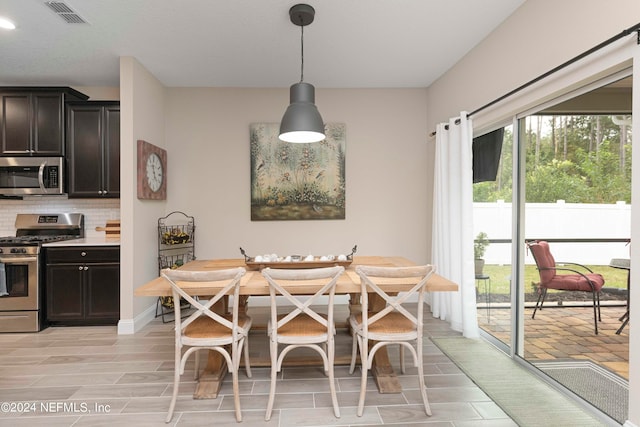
623, 421, 638, 427
117, 303, 156, 334
117, 318, 134, 335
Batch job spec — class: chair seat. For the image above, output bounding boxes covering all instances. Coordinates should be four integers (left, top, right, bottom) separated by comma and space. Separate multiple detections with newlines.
185, 314, 252, 339
274, 313, 328, 337
262, 266, 343, 421
349, 264, 435, 417
350, 312, 416, 335
544, 273, 604, 292
161, 266, 250, 423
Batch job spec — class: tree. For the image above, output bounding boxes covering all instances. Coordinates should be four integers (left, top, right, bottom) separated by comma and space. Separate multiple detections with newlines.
473, 115, 631, 204
525, 159, 590, 202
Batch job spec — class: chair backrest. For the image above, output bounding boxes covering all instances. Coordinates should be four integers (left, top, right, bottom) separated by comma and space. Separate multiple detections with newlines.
261, 266, 345, 335
160, 267, 247, 340
355, 264, 435, 334
526, 241, 556, 284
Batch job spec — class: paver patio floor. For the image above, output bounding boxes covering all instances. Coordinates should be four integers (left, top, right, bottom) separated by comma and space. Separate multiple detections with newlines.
477, 302, 629, 379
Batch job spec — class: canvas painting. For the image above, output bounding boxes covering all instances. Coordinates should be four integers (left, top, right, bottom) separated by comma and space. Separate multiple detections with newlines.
250, 123, 346, 221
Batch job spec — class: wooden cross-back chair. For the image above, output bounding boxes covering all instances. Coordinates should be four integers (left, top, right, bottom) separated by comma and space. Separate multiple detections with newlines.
161, 267, 252, 423
261, 265, 345, 421
526, 240, 605, 334
349, 264, 436, 417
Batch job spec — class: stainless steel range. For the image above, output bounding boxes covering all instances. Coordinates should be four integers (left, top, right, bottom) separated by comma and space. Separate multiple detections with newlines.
0, 213, 84, 332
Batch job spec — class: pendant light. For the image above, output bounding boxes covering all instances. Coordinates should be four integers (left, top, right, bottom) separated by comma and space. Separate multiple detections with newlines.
0, 16, 16, 30
279, 4, 325, 143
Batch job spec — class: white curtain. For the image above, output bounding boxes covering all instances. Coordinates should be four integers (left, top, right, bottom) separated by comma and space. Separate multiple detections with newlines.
430, 112, 479, 338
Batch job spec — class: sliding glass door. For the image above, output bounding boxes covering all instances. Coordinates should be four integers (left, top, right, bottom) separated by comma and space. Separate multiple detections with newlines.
473, 124, 514, 350
519, 79, 631, 423
473, 74, 633, 422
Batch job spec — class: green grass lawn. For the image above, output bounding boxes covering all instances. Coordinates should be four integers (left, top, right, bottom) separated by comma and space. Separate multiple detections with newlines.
480, 264, 628, 295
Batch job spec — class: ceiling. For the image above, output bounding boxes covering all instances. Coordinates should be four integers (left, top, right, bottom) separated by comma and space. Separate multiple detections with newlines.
0, 0, 525, 88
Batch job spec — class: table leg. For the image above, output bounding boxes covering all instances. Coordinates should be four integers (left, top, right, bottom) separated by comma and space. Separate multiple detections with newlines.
347, 292, 361, 325
196, 291, 405, 398
486, 278, 491, 323
193, 297, 228, 399
194, 352, 227, 399
616, 269, 631, 335
366, 293, 402, 394
475, 276, 491, 323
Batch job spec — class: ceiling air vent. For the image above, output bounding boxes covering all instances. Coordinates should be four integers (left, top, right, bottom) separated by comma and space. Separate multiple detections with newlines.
44, 1, 87, 24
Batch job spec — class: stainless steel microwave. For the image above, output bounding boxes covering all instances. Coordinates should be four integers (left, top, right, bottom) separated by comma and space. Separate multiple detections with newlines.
0, 157, 64, 196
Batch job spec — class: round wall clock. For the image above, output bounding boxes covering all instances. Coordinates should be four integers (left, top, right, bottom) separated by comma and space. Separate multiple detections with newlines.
137, 140, 167, 200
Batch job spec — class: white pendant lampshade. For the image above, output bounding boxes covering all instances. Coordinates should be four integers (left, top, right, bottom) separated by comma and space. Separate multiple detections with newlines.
279, 82, 325, 143
278, 4, 325, 143
0, 17, 16, 30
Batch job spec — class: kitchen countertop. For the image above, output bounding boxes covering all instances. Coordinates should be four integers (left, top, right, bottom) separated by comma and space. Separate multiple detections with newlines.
43, 236, 120, 247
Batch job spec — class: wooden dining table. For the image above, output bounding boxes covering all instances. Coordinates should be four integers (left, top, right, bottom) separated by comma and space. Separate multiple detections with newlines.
135, 255, 458, 399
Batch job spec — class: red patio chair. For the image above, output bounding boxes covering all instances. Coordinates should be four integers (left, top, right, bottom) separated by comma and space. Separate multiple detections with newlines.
526, 240, 605, 334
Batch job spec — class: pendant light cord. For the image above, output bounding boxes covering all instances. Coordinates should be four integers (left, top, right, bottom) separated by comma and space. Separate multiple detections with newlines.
300, 23, 305, 83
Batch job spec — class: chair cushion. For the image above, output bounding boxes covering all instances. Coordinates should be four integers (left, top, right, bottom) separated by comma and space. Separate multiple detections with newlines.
544, 273, 605, 292
277, 313, 328, 337
352, 312, 415, 334
184, 314, 251, 339
529, 241, 556, 284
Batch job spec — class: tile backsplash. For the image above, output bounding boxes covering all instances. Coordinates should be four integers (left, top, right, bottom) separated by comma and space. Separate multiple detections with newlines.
0, 197, 120, 237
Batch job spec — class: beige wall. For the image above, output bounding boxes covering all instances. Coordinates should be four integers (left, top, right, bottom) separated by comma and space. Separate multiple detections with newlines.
123, 78, 432, 325
426, 0, 640, 132
74, 86, 120, 101
163, 87, 430, 262
426, 1, 640, 424
119, 57, 168, 332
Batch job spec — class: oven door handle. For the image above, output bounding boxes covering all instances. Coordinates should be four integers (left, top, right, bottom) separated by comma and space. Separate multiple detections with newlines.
0, 256, 37, 264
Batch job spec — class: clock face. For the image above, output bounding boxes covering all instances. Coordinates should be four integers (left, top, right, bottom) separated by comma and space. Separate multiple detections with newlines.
146, 153, 163, 192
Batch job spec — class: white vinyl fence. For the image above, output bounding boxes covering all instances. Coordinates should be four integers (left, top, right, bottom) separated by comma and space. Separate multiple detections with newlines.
474, 200, 631, 265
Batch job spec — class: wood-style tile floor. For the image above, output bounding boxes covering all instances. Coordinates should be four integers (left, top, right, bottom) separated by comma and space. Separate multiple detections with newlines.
0, 308, 519, 426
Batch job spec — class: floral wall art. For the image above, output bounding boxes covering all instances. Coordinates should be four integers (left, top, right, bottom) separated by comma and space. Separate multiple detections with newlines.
250, 123, 346, 221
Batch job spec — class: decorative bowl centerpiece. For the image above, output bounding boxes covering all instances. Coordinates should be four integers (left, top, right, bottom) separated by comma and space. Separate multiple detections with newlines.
240, 245, 357, 271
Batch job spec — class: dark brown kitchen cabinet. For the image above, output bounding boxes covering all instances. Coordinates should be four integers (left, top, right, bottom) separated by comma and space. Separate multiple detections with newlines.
0, 87, 88, 156
45, 246, 120, 325
66, 102, 120, 198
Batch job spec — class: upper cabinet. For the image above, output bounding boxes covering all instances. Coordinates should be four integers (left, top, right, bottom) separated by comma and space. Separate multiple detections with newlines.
66, 102, 120, 198
0, 87, 88, 156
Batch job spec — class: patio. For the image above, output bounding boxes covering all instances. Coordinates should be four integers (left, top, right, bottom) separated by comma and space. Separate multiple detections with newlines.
477, 302, 629, 378
478, 300, 629, 424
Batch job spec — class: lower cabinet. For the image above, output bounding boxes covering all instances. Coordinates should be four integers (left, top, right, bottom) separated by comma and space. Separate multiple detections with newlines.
45, 246, 120, 325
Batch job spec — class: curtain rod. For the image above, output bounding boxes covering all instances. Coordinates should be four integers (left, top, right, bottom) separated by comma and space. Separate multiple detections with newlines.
429, 21, 640, 138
